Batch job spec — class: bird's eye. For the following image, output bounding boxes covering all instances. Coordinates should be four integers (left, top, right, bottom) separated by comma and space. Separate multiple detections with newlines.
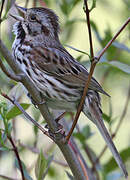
30, 14, 36, 21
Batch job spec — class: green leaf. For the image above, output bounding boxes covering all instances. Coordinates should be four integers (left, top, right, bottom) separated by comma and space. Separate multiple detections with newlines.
109, 61, 130, 74
59, 0, 81, 16
65, 44, 90, 57
0, 147, 10, 151
42, 155, 54, 179
6, 103, 30, 120
73, 132, 86, 142
89, 0, 96, 11
103, 147, 130, 174
35, 151, 47, 180
82, 125, 92, 139
98, 61, 130, 75
0, 131, 10, 151
15, 159, 33, 180
73, 125, 92, 142
102, 113, 111, 123
113, 42, 130, 53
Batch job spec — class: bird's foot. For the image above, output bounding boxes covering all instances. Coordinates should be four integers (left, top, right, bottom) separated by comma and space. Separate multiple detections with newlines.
45, 123, 65, 138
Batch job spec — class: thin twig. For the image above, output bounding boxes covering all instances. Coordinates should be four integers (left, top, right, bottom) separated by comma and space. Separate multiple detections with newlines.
24, 0, 29, 8
94, 83, 130, 166
77, 154, 89, 180
66, 0, 95, 142
7, 135, 25, 180
66, 16, 130, 142
1, 92, 52, 139
84, 143, 99, 180
84, 0, 94, 59
69, 141, 89, 180
97, 17, 130, 60
66, 58, 97, 141
32, 0, 37, 7
0, 175, 18, 180
0, 0, 5, 24
0, 58, 21, 81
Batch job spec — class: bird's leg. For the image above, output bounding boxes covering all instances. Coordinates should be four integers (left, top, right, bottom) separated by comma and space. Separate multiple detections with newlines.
55, 112, 66, 123
45, 112, 66, 137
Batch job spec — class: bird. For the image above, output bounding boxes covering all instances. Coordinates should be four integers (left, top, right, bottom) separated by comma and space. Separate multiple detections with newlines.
10, 5, 128, 178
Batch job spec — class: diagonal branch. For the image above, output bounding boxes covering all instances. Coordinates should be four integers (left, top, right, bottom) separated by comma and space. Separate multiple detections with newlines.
1, 91, 52, 139
97, 17, 130, 60
84, 0, 94, 59
66, 13, 130, 142
7, 135, 25, 180
0, 58, 21, 81
66, 0, 95, 141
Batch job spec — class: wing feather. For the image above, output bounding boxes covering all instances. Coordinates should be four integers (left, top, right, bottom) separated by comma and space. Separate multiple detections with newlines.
31, 45, 109, 96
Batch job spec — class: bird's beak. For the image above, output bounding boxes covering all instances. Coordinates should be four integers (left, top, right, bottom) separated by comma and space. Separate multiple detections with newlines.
9, 5, 27, 21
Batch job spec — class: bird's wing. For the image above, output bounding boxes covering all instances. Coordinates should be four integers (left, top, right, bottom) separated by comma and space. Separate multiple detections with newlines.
31, 45, 108, 95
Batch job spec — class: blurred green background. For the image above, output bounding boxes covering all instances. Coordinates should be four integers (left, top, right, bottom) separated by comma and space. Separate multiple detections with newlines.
0, 0, 130, 179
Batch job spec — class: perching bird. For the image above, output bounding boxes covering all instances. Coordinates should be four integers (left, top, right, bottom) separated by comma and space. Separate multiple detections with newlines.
10, 5, 128, 178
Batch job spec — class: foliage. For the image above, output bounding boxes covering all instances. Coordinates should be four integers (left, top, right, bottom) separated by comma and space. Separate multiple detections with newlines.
0, 0, 129, 180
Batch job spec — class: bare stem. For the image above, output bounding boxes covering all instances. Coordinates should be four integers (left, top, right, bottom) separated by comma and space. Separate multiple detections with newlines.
0, 58, 21, 81
1, 92, 52, 139
0, 0, 5, 24
7, 135, 25, 180
0, 175, 18, 180
97, 17, 130, 60
84, 0, 94, 59
66, 0, 96, 142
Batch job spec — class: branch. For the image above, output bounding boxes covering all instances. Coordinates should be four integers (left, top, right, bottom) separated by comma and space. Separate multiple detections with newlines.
0, 58, 21, 81
1, 92, 52, 139
97, 17, 130, 60
0, 0, 5, 24
66, 13, 130, 142
7, 135, 25, 180
0, 175, 18, 180
0, 39, 87, 180
84, 0, 94, 59
66, 0, 96, 141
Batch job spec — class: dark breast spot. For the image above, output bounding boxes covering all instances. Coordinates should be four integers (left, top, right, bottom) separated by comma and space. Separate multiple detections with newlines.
23, 59, 29, 67
18, 47, 26, 55
26, 69, 31, 77
17, 58, 22, 64
32, 68, 39, 75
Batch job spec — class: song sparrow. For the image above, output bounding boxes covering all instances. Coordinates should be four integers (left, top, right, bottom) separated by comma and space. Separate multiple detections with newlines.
10, 6, 127, 177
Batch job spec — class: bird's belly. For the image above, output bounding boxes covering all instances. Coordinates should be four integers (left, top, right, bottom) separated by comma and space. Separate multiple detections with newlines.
46, 98, 78, 111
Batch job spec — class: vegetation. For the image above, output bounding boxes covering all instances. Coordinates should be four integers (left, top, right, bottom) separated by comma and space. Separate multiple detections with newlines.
0, 0, 130, 179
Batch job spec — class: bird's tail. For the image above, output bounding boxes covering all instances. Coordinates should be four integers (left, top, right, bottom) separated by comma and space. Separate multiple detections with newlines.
83, 91, 128, 178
